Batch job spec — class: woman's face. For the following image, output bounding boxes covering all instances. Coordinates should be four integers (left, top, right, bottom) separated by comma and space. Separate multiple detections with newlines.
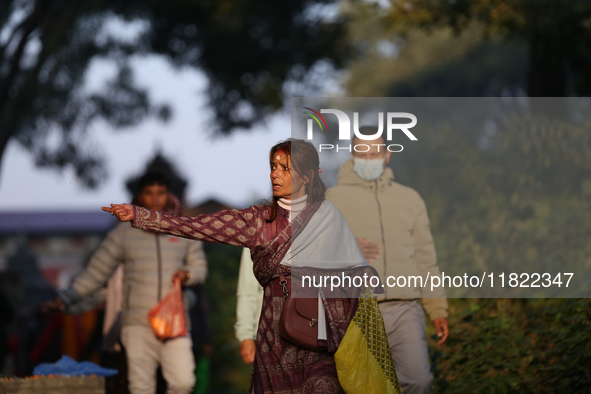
270, 150, 308, 200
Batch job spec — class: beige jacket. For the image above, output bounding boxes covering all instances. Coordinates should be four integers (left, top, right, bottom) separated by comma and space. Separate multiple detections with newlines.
325, 160, 448, 321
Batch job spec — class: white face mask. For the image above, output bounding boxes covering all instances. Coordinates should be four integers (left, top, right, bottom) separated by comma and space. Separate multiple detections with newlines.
352, 157, 386, 181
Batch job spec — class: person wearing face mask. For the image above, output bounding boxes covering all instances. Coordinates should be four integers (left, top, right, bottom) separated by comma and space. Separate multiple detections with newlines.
325, 127, 449, 394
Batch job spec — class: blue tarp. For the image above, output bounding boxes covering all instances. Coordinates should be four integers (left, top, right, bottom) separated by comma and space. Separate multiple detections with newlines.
33, 355, 118, 377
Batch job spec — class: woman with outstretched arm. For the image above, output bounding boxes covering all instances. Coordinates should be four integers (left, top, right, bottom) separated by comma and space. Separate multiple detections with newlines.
103, 138, 400, 394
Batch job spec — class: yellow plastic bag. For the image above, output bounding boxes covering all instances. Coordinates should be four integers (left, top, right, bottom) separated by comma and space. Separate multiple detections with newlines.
334, 292, 401, 394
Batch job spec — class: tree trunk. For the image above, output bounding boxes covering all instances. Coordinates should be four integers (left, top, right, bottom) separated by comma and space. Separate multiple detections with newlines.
0, 123, 14, 186
528, 33, 567, 97
528, 33, 567, 118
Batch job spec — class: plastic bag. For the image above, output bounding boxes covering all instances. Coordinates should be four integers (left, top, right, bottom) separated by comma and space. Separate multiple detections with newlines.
148, 278, 187, 340
334, 291, 401, 394
33, 355, 118, 377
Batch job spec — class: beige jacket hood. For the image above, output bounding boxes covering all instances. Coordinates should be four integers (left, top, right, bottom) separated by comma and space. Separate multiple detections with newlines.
326, 159, 448, 321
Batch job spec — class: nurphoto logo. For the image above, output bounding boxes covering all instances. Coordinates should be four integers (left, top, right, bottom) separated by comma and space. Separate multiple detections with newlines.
302, 107, 418, 153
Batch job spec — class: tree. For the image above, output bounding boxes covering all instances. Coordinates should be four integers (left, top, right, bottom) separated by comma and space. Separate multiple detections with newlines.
340, 0, 530, 98
387, 102, 591, 390
381, 0, 591, 97
0, 0, 349, 187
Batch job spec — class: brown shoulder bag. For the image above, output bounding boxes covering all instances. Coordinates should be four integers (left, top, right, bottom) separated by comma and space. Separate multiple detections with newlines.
270, 216, 327, 352
277, 275, 327, 352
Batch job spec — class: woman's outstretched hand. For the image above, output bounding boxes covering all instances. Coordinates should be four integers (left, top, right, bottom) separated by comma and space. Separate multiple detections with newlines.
102, 203, 134, 222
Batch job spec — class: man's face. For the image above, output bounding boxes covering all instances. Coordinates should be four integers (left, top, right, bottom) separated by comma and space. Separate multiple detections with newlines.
138, 184, 169, 211
351, 136, 391, 167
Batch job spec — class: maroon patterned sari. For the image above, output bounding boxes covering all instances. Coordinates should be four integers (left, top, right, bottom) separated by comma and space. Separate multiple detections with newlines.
132, 200, 358, 393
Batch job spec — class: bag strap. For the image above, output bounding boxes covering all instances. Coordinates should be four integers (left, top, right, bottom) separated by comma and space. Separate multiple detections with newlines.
273, 216, 288, 296
271, 210, 290, 298
279, 274, 288, 298
173, 278, 182, 291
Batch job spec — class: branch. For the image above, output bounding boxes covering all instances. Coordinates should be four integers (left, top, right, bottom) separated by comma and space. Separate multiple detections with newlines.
0, 0, 50, 110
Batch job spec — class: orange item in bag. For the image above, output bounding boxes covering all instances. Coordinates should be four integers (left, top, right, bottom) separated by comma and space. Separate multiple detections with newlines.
148, 278, 187, 340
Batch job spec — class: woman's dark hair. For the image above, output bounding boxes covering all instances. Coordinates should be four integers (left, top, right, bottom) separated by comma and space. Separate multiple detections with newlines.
138, 172, 170, 191
267, 138, 326, 222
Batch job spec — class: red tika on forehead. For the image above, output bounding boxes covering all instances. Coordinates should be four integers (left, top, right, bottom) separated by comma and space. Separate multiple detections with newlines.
273, 148, 289, 162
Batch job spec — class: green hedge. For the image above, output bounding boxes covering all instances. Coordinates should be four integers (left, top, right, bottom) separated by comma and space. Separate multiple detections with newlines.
428, 298, 591, 393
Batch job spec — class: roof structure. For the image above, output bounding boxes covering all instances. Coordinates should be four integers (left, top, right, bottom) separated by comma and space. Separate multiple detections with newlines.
0, 211, 118, 235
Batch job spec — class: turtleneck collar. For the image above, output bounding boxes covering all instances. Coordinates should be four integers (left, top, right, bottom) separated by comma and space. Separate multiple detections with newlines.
278, 194, 307, 211
278, 194, 307, 222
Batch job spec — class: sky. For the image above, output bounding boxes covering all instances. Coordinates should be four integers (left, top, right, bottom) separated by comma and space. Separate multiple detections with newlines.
0, 56, 292, 212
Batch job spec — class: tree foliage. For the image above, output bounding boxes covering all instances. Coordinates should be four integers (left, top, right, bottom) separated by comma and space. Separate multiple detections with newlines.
391, 111, 591, 391
0, 0, 349, 187
380, 0, 591, 97
428, 298, 591, 392
342, 0, 530, 98
200, 244, 250, 393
